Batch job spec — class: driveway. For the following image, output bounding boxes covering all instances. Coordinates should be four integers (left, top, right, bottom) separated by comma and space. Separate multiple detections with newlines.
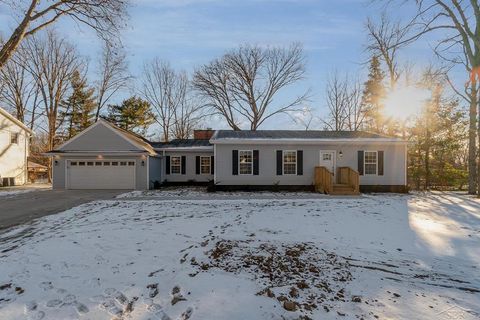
0, 189, 124, 230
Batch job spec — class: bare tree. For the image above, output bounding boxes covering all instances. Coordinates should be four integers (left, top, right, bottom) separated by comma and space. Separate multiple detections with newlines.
382, 0, 480, 194
0, 0, 129, 69
345, 79, 366, 131
172, 92, 205, 140
0, 49, 40, 126
365, 13, 414, 89
323, 72, 367, 131
22, 30, 82, 180
94, 42, 131, 121
323, 72, 349, 131
141, 59, 184, 141
193, 43, 309, 130
288, 106, 316, 130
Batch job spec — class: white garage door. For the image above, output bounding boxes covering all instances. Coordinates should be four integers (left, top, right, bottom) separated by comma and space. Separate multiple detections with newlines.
67, 160, 136, 189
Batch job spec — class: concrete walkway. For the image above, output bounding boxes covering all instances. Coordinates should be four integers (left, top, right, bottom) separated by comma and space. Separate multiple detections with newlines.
0, 189, 124, 230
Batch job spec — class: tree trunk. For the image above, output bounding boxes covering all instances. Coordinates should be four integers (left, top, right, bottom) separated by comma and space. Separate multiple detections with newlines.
469, 80, 478, 194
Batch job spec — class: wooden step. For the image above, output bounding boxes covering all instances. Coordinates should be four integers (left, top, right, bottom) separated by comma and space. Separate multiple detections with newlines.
331, 184, 359, 195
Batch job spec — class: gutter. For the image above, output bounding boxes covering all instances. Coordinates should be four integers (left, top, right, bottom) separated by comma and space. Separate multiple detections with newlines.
210, 138, 408, 145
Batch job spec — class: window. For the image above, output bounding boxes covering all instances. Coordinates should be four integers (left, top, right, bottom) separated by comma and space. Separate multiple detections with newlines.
364, 151, 377, 175
171, 156, 181, 174
103, 162, 111, 166
95, 162, 102, 166
200, 156, 211, 174
283, 151, 297, 175
322, 153, 332, 161
120, 161, 127, 166
78, 162, 86, 166
112, 161, 119, 166
128, 161, 135, 166
87, 162, 94, 166
10, 132, 19, 145
71, 162, 78, 166
239, 150, 253, 175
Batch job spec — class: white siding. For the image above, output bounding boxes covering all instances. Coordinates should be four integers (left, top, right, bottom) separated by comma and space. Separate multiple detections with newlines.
0, 113, 29, 185
214, 142, 407, 186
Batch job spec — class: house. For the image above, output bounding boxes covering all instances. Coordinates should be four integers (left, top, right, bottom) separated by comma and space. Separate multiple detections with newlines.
46, 120, 408, 193
28, 161, 49, 183
0, 107, 33, 186
210, 130, 408, 193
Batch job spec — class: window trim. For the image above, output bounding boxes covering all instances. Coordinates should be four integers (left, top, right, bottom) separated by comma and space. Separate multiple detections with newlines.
238, 150, 253, 175
364, 150, 378, 176
200, 156, 211, 175
282, 150, 297, 175
170, 156, 182, 175
10, 132, 19, 145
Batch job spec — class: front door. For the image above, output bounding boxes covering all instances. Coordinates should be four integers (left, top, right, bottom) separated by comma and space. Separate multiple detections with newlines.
319, 151, 336, 175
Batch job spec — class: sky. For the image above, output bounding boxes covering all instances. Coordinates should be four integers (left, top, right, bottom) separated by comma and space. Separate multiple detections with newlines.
0, 0, 455, 133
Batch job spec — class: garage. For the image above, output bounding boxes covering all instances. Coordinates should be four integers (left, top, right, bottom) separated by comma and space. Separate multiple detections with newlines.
67, 160, 136, 190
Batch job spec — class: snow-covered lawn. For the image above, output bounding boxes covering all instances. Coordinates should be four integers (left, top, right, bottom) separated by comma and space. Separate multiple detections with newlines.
0, 191, 479, 319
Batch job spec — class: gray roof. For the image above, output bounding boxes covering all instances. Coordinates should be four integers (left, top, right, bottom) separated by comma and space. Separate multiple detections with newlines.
151, 139, 212, 149
212, 130, 397, 140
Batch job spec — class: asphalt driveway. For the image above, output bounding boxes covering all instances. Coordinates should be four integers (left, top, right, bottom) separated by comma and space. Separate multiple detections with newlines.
0, 189, 124, 230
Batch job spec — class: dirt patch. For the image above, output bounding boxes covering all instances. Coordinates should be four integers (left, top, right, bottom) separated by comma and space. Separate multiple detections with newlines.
192, 240, 354, 317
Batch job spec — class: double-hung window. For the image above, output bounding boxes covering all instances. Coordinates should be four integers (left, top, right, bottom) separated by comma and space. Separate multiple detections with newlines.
10, 132, 19, 145
364, 151, 377, 175
171, 156, 181, 174
239, 150, 253, 175
283, 150, 297, 175
200, 156, 211, 174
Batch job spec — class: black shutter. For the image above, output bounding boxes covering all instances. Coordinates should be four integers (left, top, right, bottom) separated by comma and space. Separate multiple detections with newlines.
232, 150, 238, 175
253, 150, 259, 175
378, 151, 384, 176
166, 156, 170, 175
297, 150, 303, 175
211, 156, 214, 174
276, 150, 283, 175
358, 151, 364, 175
195, 156, 200, 175
181, 156, 186, 175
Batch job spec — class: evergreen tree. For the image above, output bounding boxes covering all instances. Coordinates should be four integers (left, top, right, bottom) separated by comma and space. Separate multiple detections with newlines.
361, 55, 387, 133
407, 83, 468, 190
107, 96, 154, 135
60, 70, 96, 138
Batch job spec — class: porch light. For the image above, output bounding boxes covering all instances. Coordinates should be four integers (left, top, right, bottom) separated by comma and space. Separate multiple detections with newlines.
339, 151, 343, 158
54, 160, 59, 166
97, 155, 104, 159
141, 160, 145, 166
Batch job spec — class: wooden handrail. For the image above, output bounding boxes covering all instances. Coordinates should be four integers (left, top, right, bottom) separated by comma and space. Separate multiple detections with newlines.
315, 166, 333, 194
337, 167, 360, 193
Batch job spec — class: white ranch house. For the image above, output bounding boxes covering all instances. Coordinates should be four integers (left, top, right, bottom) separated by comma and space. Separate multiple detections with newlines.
46, 119, 408, 194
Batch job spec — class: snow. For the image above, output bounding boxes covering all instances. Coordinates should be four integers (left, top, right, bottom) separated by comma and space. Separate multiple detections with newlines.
0, 191, 479, 319
0, 189, 36, 198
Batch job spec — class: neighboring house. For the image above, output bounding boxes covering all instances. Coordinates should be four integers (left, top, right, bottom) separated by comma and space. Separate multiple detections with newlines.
46, 120, 408, 193
28, 161, 48, 183
0, 107, 33, 186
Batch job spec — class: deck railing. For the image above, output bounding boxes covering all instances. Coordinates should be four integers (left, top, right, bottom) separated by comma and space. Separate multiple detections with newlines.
314, 166, 333, 194
337, 166, 360, 193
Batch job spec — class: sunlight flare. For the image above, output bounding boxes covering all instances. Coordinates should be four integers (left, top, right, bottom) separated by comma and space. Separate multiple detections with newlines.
383, 85, 430, 120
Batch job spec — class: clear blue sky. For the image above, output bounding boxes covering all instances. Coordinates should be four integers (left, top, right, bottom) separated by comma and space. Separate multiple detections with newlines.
1, 0, 447, 132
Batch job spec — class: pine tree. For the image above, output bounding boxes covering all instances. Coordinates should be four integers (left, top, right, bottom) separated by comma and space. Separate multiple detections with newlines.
60, 70, 96, 138
107, 96, 154, 135
361, 55, 386, 133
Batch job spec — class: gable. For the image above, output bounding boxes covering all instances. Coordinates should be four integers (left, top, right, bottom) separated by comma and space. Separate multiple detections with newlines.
0, 108, 32, 134
59, 122, 144, 152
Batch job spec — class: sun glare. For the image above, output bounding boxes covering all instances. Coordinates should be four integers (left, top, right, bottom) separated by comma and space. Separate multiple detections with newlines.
383, 85, 430, 121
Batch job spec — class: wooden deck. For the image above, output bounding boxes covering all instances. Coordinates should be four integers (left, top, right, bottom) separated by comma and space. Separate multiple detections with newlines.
315, 166, 360, 195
